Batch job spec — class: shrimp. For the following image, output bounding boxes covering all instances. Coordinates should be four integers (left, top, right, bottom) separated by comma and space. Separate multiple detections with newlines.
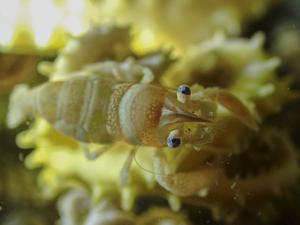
7, 60, 257, 184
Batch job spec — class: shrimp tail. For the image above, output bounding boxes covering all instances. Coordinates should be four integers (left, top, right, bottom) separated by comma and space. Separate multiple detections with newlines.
6, 84, 30, 128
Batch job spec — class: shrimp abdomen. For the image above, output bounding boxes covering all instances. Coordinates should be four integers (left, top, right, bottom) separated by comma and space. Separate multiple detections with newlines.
36, 75, 118, 143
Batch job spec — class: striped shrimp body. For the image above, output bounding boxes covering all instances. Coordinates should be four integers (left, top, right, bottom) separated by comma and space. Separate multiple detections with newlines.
8, 74, 162, 146
7, 65, 258, 184
7, 70, 257, 151
8, 77, 256, 144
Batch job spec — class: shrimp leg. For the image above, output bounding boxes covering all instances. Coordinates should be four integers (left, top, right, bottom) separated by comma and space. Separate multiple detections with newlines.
81, 143, 111, 160
154, 149, 219, 196
120, 148, 138, 186
202, 88, 259, 130
84, 58, 154, 84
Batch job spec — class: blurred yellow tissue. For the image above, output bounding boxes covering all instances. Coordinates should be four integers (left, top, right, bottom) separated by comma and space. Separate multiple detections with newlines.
1, 0, 300, 225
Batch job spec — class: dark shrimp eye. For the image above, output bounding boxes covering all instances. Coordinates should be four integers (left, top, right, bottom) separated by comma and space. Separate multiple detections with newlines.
178, 84, 191, 95
167, 137, 181, 148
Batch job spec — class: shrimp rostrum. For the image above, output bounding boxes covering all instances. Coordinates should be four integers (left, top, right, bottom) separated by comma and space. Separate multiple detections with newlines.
7, 61, 257, 181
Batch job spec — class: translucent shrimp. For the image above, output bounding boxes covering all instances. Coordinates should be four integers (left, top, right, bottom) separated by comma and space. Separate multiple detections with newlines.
7, 76, 257, 146
6, 60, 257, 184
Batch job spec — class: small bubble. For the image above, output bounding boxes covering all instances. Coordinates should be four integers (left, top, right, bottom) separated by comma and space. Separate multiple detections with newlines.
230, 182, 237, 189
198, 187, 209, 197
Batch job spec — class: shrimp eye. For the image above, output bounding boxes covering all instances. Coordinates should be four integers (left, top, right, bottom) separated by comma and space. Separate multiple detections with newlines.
167, 136, 181, 148
177, 84, 191, 103
178, 84, 191, 95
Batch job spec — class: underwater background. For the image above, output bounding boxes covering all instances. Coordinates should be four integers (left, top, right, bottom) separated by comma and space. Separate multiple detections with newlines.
0, 0, 300, 224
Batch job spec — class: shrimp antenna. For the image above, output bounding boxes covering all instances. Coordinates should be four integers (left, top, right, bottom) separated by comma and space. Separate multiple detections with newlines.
133, 149, 167, 176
